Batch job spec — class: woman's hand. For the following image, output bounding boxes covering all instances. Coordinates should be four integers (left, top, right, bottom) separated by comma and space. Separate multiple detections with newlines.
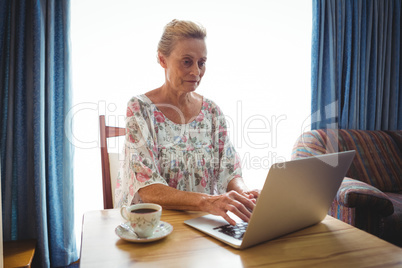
200, 190, 256, 225
227, 176, 261, 200
240, 189, 261, 201
138, 183, 260, 225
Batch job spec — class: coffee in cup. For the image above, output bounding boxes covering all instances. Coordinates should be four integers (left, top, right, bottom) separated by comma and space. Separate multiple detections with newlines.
120, 203, 162, 238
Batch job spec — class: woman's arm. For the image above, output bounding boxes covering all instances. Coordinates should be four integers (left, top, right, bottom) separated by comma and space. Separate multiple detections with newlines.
138, 184, 255, 225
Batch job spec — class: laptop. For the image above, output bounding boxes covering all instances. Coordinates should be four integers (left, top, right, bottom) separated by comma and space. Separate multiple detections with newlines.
184, 151, 355, 249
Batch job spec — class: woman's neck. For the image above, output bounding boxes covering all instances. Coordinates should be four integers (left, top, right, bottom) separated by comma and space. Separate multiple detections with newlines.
160, 85, 194, 107
145, 85, 203, 124
148, 85, 198, 108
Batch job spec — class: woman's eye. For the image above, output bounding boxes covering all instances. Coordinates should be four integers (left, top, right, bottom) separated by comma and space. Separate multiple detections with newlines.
198, 61, 206, 68
183, 60, 192, 67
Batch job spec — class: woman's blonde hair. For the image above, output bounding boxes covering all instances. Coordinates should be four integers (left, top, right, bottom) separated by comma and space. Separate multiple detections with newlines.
157, 19, 207, 59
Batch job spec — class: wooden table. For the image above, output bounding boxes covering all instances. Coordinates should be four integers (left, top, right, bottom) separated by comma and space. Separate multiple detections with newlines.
80, 209, 402, 267
3, 239, 36, 268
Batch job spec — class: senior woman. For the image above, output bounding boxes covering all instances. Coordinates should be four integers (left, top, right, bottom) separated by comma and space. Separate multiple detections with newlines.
115, 19, 259, 225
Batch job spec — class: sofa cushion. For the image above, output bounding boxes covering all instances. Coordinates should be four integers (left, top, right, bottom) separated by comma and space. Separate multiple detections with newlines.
385, 131, 402, 152
293, 129, 402, 192
338, 130, 402, 192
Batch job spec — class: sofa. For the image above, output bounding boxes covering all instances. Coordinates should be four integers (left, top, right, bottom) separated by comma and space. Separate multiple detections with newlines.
292, 129, 402, 246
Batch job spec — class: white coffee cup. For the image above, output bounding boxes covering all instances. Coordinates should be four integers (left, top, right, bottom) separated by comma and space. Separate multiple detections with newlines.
120, 203, 162, 238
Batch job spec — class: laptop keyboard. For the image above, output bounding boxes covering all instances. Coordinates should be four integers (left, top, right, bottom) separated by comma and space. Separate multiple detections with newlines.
213, 222, 248, 240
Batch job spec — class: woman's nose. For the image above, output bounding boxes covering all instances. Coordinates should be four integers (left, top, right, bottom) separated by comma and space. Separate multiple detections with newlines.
190, 64, 201, 76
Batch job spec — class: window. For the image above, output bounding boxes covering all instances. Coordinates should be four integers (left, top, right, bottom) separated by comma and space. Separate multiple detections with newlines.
71, 0, 312, 249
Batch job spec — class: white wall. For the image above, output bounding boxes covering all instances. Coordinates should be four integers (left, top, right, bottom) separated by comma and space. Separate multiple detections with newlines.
71, 0, 312, 250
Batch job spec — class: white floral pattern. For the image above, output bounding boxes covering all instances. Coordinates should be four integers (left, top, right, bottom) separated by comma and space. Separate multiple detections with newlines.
115, 94, 242, 207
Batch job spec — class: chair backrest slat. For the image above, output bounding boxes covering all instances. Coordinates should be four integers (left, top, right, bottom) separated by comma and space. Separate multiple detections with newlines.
99, 115, 126, 209
106, 126, 126, 138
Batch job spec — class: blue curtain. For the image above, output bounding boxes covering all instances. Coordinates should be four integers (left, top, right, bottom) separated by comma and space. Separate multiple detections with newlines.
312, 0, 402, 130
0, 0, 77, 267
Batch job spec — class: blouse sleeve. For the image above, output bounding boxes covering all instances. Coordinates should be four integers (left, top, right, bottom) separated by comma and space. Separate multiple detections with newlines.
115, 97, 168, 207
213, 104, 243, 194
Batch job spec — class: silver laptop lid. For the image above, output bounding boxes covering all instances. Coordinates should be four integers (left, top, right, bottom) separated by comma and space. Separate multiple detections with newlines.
241, 150, 355, 248
185, 151, 355, 249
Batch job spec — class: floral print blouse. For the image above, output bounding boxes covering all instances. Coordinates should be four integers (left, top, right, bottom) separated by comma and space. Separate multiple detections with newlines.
115, 94, 242, 207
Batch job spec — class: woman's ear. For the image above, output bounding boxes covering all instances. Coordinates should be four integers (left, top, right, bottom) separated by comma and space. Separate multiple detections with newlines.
158, 52, 167, 68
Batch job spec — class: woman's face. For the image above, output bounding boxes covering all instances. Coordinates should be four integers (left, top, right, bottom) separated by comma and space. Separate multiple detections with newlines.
160, 38, 207, 94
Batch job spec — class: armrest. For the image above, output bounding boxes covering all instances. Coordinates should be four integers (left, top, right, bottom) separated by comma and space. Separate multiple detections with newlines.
336, 177, 394, 217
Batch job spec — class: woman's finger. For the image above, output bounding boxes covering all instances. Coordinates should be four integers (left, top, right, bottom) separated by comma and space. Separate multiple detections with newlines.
219, 210, 237, 226
225, 192, 256, 221
230, 191, 255, 211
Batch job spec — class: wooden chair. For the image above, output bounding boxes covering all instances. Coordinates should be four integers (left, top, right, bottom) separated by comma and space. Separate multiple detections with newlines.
99, 115, 126, 209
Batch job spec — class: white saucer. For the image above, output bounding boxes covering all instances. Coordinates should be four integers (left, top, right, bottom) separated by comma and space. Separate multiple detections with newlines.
115, 221, 173, 243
